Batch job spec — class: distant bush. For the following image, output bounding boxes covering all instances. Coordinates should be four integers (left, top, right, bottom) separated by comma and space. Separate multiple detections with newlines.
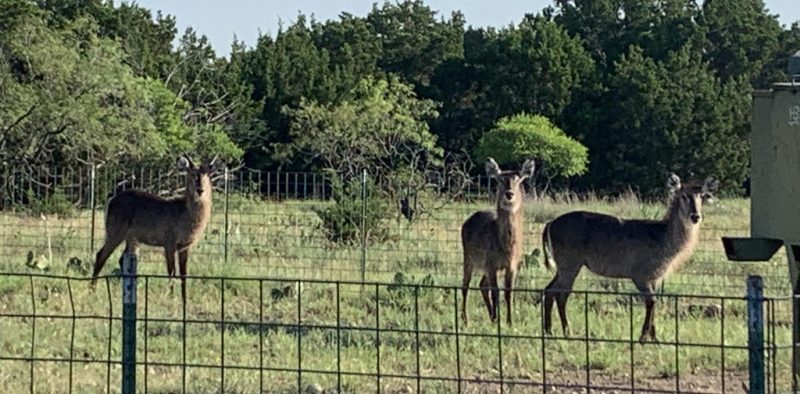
314, 176, 391, 245
24, 187, 75, 218
475, 113, 588, 187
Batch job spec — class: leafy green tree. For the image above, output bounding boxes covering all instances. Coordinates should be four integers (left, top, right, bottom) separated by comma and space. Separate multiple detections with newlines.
0, 0, 40, 33
474, 114, 588, 190
282, 75, 441, 179
0, 15, 150, 168
28, 0, 253, 165
0, 12, 241, 170
223, 40, 269, 154
285, 75, 441, 243
133, 78, 243, 165
483, 15, 594, 119
34, 0, 178, 79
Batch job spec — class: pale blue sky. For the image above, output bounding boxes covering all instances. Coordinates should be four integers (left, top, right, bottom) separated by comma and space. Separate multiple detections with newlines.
132, 0, 799, 57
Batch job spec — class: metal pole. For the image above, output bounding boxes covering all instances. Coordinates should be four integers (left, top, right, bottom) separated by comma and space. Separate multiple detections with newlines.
90, 165, 96, 253
121, 250, 137, 394
223, 166, 230, 264
747, 275, 765, 394
360, 169, 367, 286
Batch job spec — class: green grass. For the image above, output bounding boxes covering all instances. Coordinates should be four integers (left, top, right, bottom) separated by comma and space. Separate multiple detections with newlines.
0, 194, 794, 392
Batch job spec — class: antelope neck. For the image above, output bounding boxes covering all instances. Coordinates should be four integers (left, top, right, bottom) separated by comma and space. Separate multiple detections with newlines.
663, 198, 696, 246
496, 208, 523, 253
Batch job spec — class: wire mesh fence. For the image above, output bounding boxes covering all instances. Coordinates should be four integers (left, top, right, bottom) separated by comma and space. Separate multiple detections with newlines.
0, 272, 792, 393
0, 165, 796, 393
0, 165, 789, 297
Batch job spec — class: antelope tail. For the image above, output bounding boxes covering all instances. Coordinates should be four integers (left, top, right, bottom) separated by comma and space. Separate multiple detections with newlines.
542, 222, 555, 270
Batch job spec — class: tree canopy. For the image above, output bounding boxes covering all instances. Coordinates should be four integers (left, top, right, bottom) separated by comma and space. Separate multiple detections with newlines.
282, 75, 441, 180
1, 0, 797, 195
475, 114, 588, 186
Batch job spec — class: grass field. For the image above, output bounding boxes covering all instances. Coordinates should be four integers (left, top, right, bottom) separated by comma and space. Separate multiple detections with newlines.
0, 193, 794, 393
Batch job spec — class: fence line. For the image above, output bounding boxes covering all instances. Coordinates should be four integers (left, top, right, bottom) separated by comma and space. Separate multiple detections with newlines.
0, 270, 791, 393
0, 165, 789, 295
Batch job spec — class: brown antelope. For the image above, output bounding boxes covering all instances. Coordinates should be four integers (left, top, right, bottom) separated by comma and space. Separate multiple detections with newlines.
461, 157, 535, 326
541, 173, 718, 342
89, 155, 220, 303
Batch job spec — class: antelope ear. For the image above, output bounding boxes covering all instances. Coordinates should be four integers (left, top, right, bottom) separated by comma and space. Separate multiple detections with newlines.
520, 159, 535, 180
176, 156, 192, 171
666, 172, 681, 194
485, 157, 501, 179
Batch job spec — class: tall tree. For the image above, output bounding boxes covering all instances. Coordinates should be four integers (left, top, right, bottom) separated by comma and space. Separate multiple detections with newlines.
699, 0, 783, 86
551, 0, 703, 69
312, 12, 383, 92
428, 15, 593, 155
582, 45, 749, 194
755, 21, 800, 86
35, 0, 178, 79
241, 14, 392, 170
367, 0, 464, 86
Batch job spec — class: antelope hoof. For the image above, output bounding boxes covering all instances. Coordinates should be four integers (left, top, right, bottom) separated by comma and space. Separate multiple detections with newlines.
650, 333, 659, 344
639, 327, 658, 344
638, 332, 657, 344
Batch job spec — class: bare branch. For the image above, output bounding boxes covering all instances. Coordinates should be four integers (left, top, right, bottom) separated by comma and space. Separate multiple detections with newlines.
1, 103, 38, 137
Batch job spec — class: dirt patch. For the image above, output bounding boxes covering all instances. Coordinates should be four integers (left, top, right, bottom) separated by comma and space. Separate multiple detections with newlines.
458, 369, 751, 393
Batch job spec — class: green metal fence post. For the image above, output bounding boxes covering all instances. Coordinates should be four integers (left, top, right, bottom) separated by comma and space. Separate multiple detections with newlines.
121, 250, 137, 394
747, 275, 765, 394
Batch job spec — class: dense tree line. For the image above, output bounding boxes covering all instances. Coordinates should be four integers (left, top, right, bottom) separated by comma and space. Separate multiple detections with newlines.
1, 0, 798, 195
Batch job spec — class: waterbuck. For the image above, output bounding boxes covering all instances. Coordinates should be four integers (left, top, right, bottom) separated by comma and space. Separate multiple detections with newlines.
541, 173, 718, 342
461, 157, 535, 326
89, 155, 220, 303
